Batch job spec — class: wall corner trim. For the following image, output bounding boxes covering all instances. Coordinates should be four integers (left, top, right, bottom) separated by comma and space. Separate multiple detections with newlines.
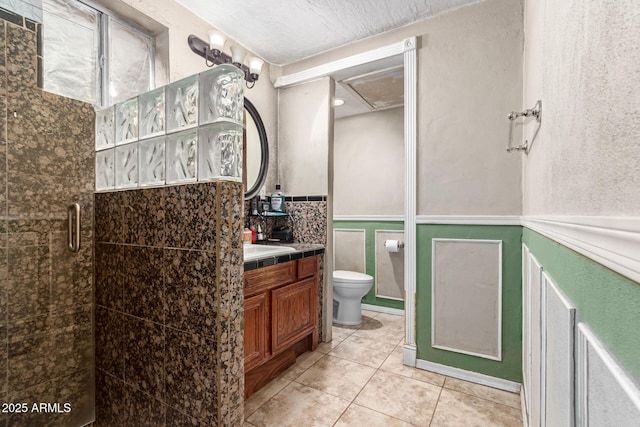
416, 359, 522, 393
523, 216, 640, 284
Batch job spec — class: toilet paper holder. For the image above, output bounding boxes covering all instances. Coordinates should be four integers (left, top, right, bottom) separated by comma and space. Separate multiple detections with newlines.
384, 240, 404, 252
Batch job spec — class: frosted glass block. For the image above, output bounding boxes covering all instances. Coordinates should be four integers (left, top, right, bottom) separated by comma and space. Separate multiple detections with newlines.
139, 87, 165, 139
95, 106, 115, 150
166, 129, 197, 184
95, 148, 115, 191
138, 136, 165, 187
199, 64, 244, 125
198, 122, 243, 181
166, 74, 199, 133
115, 97, 138, 145
115, 142, 138, 189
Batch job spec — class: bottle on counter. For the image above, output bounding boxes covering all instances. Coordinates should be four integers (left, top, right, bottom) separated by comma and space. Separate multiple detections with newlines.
251, 196, 258, 215
259, 185, 269, 213
250, 226, 257, 243
242, 228, 252, 245
270, 184, 285, 213
257, 225, 264, 241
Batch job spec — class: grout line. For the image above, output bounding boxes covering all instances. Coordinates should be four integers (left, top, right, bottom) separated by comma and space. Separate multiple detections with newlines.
428, 384, 444, 427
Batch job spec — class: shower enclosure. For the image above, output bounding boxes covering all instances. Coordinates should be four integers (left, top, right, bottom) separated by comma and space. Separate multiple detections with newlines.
0, 14, 95, 427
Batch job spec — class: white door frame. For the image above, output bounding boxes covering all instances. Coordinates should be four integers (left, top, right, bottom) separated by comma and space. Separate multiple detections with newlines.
275, 37, 419, 365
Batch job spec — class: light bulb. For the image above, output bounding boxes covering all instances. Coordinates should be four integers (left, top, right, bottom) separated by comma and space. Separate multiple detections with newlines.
248, 56, 264, 75
208, 30, 226, 52
333, 98, 345, 107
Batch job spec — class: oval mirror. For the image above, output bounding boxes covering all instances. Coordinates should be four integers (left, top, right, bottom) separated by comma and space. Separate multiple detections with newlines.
243, 98, 269, 200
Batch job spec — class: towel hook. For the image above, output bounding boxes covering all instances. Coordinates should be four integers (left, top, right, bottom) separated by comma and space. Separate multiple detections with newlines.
506, 100, 542, 154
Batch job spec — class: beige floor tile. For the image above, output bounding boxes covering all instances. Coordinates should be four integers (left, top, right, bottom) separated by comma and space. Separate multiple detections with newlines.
296, 355, 376, 400
315, 341, 333, 354
373, 312, 405, 324
334, 403, 413, 427
329, 334, 396, 368
361, 310, 380, 318
244, 376, 291, 418
316, 328, 352, 354
352, 318, 404, 345
279, 350, 325, 381
379, 345, 446, 387
247, 382, 350, 427
354, 370, 441, 425
333, 324, 360, 335
444, 377, 521, 409
430, 388, 522, 427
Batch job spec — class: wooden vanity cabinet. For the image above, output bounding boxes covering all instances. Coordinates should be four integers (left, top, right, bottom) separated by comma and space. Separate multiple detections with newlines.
244, 256, 319, 398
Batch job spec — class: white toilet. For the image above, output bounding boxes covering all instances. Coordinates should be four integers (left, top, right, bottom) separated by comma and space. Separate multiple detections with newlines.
332, 270, 374, 326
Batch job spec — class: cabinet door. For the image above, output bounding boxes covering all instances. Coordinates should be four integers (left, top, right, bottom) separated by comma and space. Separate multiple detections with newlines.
244, 293, 268, 372
271, 277, 317, 356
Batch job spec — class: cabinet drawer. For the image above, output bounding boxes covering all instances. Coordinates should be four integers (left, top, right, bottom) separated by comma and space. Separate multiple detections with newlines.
245, 261, 297, 296
297, 256, 318, 279
271, 277, 317, 356
244, 293, 268, 372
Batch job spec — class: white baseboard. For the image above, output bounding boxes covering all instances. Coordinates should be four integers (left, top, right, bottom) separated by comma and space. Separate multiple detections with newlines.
416, 359, 522, 393
361, 303, 404, 316
403, 344, 417, 367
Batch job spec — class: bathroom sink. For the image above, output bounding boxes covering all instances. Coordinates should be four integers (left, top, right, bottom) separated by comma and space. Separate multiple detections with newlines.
243, 245, 296, 261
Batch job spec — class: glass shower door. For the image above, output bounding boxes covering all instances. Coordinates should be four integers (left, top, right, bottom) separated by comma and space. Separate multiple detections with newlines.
0, 15, 95, 427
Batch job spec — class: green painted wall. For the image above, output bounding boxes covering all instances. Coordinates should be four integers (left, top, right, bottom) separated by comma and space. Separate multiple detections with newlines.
523, 228, 640, 380
416, 225, 523, 383
333, 221, 405, 310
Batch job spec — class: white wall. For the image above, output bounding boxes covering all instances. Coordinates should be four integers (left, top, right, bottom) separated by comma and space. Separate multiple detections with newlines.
283, 0, 523, 216
523, 0, 640, 216
278, 78, 333, 196
333, 107, 404, 215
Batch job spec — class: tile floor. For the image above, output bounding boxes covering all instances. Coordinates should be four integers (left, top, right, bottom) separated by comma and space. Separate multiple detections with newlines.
244, 311, 523, 427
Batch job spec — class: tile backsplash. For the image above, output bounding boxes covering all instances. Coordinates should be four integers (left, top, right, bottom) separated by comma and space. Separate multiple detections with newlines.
245, 195, 328, 245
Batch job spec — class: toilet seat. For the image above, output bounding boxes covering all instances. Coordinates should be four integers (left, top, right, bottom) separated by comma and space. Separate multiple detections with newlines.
333, 270, 373, 283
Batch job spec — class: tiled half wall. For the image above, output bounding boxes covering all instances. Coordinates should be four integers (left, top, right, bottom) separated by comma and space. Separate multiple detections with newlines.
94, 181, 244, 426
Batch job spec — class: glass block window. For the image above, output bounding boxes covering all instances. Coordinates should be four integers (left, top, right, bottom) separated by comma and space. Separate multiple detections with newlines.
42, 0, 99, 104
41, 0, 155, 107
108, 17, 153, 104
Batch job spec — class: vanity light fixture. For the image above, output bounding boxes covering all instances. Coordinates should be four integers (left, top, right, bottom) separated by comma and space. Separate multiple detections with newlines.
188, 30, 264, 89
333, 98, 345, 107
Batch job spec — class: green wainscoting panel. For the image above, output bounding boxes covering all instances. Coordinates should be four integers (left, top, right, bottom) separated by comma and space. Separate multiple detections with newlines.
334, 221, 405, 310
523, 228, 640, 380
416, 225, 523, 382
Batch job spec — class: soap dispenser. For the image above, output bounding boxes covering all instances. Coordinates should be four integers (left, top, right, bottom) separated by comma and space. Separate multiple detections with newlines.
270, 184, 286, 213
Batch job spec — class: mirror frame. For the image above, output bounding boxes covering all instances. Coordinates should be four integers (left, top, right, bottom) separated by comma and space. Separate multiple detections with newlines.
244, 98, 269, 200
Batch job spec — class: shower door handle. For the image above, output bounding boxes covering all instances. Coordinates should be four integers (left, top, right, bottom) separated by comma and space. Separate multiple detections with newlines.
68, 203, 81, 253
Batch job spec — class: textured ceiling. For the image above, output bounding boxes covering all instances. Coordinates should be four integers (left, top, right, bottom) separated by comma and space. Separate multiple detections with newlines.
174, 0, 479, 65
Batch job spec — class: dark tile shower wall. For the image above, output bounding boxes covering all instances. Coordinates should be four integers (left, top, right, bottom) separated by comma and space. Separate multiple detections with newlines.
0, 17, 95, 427
94, 181, 244, 426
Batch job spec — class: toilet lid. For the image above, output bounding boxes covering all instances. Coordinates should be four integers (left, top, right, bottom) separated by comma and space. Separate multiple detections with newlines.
333, 270, 373, 283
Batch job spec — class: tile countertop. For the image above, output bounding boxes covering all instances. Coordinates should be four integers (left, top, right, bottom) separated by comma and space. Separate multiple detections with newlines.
243, 243, 325, 271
